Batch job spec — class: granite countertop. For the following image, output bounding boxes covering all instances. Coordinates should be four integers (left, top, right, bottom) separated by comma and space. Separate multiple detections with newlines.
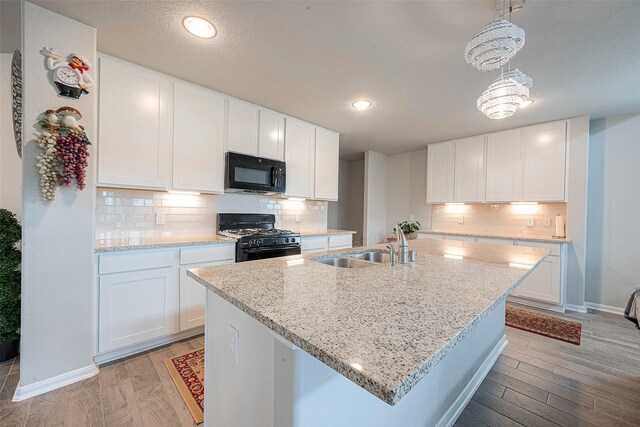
95, 234, 236, 253
297, 229, 357, 237
188, 238, 548, 405
417, 230, 570, 244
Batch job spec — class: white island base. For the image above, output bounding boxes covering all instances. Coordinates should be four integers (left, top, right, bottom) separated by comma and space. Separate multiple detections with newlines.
203, 290, 507, 427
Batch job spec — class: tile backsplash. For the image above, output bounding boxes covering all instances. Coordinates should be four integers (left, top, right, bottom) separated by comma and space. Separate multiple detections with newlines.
430, 203, 567, 237
95, 189, 328, 239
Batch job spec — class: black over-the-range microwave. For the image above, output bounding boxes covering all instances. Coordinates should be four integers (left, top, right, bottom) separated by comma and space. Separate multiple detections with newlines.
225, 152, 286, 195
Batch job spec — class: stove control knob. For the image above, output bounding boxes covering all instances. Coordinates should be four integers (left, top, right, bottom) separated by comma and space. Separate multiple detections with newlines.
258, 239, 263, 245
272, 238, 277, 245
290, 237, 296, 243
285, 238, 290, 243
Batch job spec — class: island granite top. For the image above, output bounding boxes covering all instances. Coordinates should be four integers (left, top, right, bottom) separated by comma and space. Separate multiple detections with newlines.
188, 238, 548, 405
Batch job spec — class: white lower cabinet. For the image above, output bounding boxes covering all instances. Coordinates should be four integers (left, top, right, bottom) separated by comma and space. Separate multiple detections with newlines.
511, 256, 561, 304
300, 234, 353, 254
441, 234, 476, 242
97, 243, 235, 358
99, 267, 179, 353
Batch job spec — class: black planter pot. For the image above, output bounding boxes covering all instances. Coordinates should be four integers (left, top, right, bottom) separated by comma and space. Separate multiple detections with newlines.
0, 339, 19, 363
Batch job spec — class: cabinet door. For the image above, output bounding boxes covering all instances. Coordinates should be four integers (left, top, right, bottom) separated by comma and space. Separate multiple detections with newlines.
179, 259, 233, 331
226, 99, 259, 156
99, 267, 179, 352
486, 129, 522, 202
314, 128, 340, 201
522, 121, 567, 202
258, 109, 285, 161
426, 141, 455, 203
284, 118, 315, 198
454, 136, 486, 202
300, 236, 329, 253
512, 256, 561, 304
98, 57, 172, 189
173, 82, 226, 193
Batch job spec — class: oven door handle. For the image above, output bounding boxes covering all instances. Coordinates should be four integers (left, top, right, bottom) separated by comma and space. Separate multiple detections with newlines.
243, 245, 300, 254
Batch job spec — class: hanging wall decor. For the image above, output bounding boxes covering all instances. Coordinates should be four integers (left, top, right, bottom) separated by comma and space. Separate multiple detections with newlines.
11, 50, 22, 158
41, 47, 94, 99
35, 107, 91, 202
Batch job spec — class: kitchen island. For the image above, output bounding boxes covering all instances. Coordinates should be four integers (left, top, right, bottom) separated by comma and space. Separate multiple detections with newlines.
188, 238, 548, 427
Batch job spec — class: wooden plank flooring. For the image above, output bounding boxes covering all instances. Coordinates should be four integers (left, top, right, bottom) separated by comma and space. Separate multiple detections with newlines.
0, 307, 637, 426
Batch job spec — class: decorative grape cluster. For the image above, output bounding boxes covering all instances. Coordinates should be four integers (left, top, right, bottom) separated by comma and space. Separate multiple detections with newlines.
36, 132, 61, 201
56, 131, 90, 190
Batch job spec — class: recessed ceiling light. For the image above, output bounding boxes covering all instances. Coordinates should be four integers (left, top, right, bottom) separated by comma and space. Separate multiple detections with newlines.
183, 16, 216, 39
520, 99, 535, 108
352, 100, 372, 110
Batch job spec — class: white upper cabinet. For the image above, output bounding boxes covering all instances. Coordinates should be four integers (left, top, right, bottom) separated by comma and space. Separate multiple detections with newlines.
486, 129, 523, 202
98, 56, 172, 189
454, 136, 485, 202
314, 128, 340, 201
258, 109, 285, 161
173, 82, 226, 193
226, 98, 259, 156
284, 118, 315, 198
426, 141, 455, 203
522, 121, 567, 202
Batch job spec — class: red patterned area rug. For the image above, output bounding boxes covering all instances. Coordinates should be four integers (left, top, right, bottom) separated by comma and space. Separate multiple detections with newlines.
164, 348, 205, 424
506, 306, 582, 345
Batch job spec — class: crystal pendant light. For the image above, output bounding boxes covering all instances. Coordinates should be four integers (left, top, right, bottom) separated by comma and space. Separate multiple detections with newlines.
465, 19, 525, 72
477, 69, 532, 119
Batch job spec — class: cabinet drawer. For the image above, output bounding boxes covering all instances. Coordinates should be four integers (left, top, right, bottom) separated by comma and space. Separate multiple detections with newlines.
328, 234, 352, 249
98, 249, 176, 274
180, 244, 235, 265
514, 240, 561, 256
301, 236, 328, 252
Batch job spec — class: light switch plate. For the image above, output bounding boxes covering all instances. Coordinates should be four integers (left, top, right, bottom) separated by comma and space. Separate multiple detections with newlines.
409, 214, 415, 222
227, 324, 239, 364
295, 214, 301, 223
543, 218, 551, 227
155, 213, 165, 225
457, 216, 464, 224
526, 218, 534, 227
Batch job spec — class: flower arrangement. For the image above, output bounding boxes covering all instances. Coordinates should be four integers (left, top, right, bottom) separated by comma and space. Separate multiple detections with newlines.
0, 209, 21, 361
35, 106, 91, 201
397, 220, 421, 235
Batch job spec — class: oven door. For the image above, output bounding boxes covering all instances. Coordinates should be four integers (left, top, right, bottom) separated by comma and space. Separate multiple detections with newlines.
225, 152, 285, 194
238, 245, 301, 263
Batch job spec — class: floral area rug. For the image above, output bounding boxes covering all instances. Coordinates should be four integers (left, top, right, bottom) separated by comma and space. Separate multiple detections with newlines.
164, 348, 205, 424
506, 305, 582, 345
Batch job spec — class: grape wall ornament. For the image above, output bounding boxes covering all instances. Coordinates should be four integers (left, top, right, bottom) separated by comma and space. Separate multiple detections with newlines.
11, 50, 22, 158
35, 107, 91, 202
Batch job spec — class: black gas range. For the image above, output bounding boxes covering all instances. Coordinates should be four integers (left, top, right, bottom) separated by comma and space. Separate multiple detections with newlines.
218, 213, 301, 263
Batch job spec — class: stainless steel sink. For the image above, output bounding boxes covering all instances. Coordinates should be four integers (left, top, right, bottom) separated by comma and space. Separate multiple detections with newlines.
313, 257, 376, 268
348, 251, 391, 264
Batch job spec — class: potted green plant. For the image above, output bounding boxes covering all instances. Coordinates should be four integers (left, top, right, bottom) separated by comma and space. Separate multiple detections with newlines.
0, 209, 21, 362
397, 220, 421, 240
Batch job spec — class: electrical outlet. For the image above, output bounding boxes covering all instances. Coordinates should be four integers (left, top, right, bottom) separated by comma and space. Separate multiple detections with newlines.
543, 218, 551, 227
526, 217, 534, 227
295, 214, 301, 223
409, 214, 415, 222
155, 213, 165, 225
457, 216, 464, 224
227, 324, 239, 364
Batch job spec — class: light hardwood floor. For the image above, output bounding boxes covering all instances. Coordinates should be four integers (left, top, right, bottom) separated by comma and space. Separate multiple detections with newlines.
1, 308, 638, 426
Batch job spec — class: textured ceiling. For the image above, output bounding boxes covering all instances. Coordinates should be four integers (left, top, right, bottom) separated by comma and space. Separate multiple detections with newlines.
33, 0, 640, 160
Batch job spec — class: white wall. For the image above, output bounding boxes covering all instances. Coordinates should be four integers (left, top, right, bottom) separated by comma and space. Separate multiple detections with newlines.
328, 159, 364, 240
18, 2, 97, 397
586, 113, 640, 310
364, 150, 430, 245
363, 151, 388, 245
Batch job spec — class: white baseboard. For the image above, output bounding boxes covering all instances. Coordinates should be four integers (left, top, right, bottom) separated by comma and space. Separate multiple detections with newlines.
94, 326, 204, 365
585, 302, 625, 316
12, 362, 98, 402
436, 335, 508, 427
564, 303, 588, 313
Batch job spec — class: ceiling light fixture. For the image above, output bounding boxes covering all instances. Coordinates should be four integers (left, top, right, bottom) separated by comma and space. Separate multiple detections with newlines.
465, 19, 525, 72
183, 16, 216, 39
477, 68, 533, 119
520, 98, 535, 108
352, 100, 372, 110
